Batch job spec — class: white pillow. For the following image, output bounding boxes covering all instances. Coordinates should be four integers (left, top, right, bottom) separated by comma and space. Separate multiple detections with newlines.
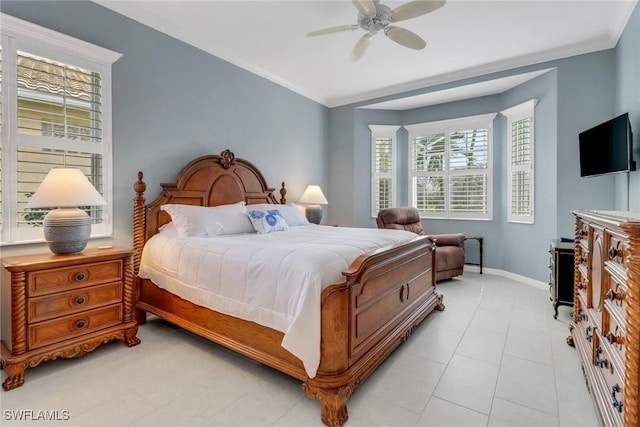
246, 209, 289, 234
161, 202, 254, 237
248, 203, 309, 226
158, 222, 180, 238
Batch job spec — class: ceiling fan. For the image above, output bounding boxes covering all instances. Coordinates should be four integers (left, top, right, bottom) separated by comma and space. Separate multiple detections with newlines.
307, 0, 446, 61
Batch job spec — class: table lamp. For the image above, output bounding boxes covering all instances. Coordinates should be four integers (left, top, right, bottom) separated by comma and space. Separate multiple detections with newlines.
25, 168, 107, 254
299, 185, 328, 224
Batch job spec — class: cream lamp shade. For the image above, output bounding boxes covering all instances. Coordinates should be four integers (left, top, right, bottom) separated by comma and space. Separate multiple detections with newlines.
25, 168, 107, 254
299, 185, 328, 224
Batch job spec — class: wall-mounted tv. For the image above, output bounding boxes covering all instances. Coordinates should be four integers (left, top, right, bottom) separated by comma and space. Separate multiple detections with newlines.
579, 113, 635, 177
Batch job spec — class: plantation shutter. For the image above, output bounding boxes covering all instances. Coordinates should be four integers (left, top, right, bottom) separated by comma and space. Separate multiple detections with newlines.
370, 125, 399, 217
411, 133, 446, 214
502, 99, 536, 224
511, 118, 532, 216
1, 15, 120, 245
449, 128, 489, 214
407, 113, 495, 220
16, 52, 105, 229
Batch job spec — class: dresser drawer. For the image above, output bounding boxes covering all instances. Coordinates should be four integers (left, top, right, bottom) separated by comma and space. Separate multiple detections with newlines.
604, 229, 628, 276
28, 260, 123, 297
594, 333, 625, 420
576, 273, 588, 305
28, 281, 123, 323
28, 304, 123, 350
605, 275, 627, 321
603, 303, 625, 368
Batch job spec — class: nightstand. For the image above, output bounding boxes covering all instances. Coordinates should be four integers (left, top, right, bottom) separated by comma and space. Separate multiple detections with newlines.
1, 247, 140, 391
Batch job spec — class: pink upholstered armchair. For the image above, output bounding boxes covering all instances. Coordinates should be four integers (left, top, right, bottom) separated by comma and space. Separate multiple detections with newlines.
376, 207, 466, 282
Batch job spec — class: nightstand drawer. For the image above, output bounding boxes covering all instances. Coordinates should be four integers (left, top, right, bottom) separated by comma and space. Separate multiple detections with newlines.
28, 260, 123, 296
28, 281, 123, 323
28, 304, 123, 350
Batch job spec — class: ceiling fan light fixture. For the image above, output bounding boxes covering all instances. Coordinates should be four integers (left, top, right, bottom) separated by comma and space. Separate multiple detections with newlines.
307, 0, 445, 59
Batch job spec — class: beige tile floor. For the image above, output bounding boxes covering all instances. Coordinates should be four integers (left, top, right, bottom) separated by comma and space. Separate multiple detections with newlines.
1, 272, 599, 427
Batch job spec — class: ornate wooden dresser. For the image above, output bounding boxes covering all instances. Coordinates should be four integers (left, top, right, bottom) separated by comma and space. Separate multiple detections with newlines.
570, 211, 640, 427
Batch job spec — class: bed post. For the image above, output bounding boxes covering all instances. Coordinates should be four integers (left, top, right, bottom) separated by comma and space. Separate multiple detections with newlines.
280, 182, 287, 204
133, 171, 147, 325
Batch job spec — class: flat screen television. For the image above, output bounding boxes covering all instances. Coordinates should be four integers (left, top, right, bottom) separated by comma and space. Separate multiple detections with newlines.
579, 113, 635, 177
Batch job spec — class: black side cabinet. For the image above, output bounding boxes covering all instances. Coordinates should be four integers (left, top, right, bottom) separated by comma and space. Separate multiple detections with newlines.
549, 239, 575, 319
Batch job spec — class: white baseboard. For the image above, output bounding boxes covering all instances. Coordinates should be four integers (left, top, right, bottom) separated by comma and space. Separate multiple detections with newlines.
463, 265, 548, 290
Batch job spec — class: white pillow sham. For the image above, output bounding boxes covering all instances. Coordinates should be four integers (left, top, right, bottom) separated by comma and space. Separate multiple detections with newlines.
161, 202, 254, 237
248, 203, 309, 226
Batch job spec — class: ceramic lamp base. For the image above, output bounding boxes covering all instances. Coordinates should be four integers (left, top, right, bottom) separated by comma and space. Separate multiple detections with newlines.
43, 208, 91, 254
305, 205, 323, 225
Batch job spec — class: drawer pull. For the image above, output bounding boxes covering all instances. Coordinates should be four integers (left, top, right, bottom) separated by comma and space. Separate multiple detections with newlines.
75, 273, 86, 281
595, 347, 608, 368
75, 296, 85, 305
608, 247, 621, 260
399, 284, 409, 303
612, 384, 623, 413
577, 309, 587, 322
577, 282, 586, 291
76, 320, 86, 329
586, 326, 593, 342
606, 289, 623, 301
606, 332, 625, 345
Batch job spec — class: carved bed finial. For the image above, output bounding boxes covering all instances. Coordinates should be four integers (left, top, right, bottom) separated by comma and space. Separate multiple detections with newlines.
280, 182, 287, 204
220, 149, 236, 169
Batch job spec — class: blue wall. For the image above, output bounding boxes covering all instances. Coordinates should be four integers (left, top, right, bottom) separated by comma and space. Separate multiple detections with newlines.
616, 3, 640, 210
1, 1, 329, 255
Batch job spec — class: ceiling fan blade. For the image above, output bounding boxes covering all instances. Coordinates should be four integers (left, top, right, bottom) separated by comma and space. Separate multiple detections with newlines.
384, 26, 426, 50
307, 25, 359, 36
351, 33, 373, 61
352, 0, 377, 18
390, 0, 446, 22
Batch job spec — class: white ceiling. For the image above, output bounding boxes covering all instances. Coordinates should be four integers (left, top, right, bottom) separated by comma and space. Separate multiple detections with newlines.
95, 0, 637, 109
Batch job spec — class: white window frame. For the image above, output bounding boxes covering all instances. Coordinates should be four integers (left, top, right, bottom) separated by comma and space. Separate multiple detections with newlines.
501, 99, 537, 224
370, 125, 399, 218
0, 14, 121, 245
406, 113, 497, 220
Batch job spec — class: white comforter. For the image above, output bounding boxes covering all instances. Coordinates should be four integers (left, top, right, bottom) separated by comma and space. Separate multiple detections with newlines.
138, 224, 416, 377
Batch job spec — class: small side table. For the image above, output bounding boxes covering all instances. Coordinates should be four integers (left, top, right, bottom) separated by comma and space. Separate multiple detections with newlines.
1, 247, 140, 390
464, 236, 483, 274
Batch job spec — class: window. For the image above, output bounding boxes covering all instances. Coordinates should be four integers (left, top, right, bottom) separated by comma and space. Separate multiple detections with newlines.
406, 113, 496, 220
370, 125, 399, 217
0, 14, 121, 245
501, 99, 536, 224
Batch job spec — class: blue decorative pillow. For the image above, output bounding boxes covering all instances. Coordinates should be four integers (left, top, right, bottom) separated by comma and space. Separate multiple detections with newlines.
247, 209, 289, 234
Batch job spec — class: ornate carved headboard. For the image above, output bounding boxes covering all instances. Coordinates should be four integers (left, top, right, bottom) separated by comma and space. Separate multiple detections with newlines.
133, 149, 286, 273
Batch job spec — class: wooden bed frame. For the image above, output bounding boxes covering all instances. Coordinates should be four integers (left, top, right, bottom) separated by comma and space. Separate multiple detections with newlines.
132, 149, 444, 426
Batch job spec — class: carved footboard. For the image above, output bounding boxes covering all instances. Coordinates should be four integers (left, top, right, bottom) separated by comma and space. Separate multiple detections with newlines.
306, 235, 443, 427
